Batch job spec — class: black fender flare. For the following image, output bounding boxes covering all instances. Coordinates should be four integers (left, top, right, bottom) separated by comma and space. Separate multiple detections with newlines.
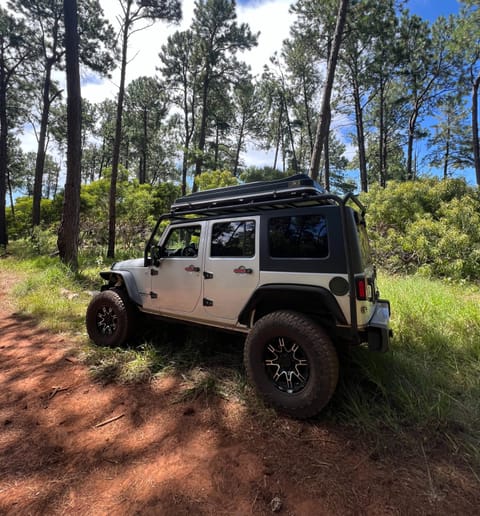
238, 284, 348, 327
99, 270, 143, 307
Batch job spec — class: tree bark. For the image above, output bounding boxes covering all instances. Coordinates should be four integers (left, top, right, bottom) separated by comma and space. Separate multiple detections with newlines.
139, 106, 147, 184
443, 124, 450, 180
233, 115, 245, 176
32, 60, 54, 227
273, 102, 283, 170
309, 0, 349, 184
193, 63, 210, 188
283, 94, 298, 172
57, 0, 82, 269
352, 80, 367, 192
0, 62, 8, 248
107, 1, 131, 259
472, 74, 480, 186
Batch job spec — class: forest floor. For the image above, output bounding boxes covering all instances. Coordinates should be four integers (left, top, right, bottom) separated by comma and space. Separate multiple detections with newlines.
0, 271, 479, 515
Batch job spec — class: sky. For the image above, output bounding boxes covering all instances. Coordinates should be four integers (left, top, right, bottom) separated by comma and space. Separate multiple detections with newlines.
4, 0, 471, 184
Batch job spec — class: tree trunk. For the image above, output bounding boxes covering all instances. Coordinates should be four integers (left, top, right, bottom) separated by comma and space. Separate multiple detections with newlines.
8, 168, 15, 219
32, 61, 54, 226
472, 74, 480, 186
139, 106, 147, 183
273, 103, 283, 170
194, 64, 210, 185
214, 120, 219, 168
107, 2, 131, 259
57, 0, 82, 269
443, 124, 450, 180
378, 82, 386, 188
352, 80, 367, 192
283, 94, 298, 172
233, 115, 245, 177
0, 65, 8, 248
309, 0, 349, 182
181, 86, 193, 195
406, 106, 419, 181
302, 73, 314, 153
323, 106, 331, 190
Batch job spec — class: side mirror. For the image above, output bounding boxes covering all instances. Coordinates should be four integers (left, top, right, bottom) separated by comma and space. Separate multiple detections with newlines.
151, 245, 163, 266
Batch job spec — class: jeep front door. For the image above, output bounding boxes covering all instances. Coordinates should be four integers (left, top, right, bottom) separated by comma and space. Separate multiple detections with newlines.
203, 217, 259, 321
145, 223, 204, 315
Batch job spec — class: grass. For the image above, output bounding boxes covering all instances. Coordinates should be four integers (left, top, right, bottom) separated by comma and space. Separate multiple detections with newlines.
328, 273, 480, 465
1, 247, 479, 466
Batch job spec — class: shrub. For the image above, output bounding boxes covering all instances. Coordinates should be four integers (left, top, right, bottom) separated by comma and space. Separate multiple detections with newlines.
362, 179, 480, 281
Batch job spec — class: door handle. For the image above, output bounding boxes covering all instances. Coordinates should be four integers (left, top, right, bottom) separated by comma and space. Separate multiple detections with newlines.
185, 265, 200, 272
233, 266, 253, 274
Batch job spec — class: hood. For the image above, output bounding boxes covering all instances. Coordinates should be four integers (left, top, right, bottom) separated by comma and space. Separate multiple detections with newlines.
111, 258, 145, 270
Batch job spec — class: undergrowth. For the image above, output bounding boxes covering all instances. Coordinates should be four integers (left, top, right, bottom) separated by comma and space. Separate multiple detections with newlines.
1, 250, 479, 467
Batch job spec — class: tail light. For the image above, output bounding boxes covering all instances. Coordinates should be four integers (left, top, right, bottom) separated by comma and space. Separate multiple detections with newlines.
356, 277, 367, 300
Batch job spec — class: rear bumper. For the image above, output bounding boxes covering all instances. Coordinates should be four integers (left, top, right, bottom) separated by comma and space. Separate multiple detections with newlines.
366, 300, 392, 352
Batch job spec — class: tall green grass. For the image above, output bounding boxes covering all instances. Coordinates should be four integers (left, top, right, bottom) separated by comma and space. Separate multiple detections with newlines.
0, 247, 99, 334
1, 251, 479, 464
330, 274, 480, 464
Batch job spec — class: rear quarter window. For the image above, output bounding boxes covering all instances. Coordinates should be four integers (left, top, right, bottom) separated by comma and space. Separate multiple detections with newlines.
357, 222, 373, 268
268, 215, 328, 258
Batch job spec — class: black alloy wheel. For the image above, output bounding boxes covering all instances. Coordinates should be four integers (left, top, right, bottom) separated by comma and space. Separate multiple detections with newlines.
244, 310, 339, 419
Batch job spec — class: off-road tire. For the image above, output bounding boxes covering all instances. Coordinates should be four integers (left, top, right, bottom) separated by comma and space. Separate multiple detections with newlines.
86, 288, 135, 347
244, 310, 339, 418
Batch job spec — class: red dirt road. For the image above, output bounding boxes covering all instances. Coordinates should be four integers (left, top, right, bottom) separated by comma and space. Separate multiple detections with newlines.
0, 272, 478, 515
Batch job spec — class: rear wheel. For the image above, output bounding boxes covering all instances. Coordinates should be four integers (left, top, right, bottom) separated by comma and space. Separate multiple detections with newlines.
86, 289, 135, 347
244, 310, 339, 418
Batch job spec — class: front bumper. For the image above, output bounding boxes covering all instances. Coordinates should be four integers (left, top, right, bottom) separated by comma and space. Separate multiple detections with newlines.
366, 300, 392, 352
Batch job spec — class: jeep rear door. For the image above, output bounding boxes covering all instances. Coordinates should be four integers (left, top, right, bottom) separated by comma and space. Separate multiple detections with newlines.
203, 217, 260, 321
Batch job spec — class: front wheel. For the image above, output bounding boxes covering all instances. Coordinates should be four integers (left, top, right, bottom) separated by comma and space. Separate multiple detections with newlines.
86, 289, 135, 347
244, 310, 339, 419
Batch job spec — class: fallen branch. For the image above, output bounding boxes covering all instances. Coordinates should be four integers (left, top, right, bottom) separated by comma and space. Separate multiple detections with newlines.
48, 386, 69, 399
94, 413, 125, 428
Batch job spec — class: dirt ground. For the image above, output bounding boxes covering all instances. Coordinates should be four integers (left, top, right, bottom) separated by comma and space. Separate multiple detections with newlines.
0, 272, 478, 515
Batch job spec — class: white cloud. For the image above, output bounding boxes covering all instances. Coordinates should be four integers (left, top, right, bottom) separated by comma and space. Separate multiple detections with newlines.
237, 0, 293, 77
83, 0, 294, 102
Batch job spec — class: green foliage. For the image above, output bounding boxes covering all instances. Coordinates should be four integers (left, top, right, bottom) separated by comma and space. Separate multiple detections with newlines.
195, 170, 239, 191
6, 197, 61, 240
80, 176, 181, 254
363, 178, 480, 280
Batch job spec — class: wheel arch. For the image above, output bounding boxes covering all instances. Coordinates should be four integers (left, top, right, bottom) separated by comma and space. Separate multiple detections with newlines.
238, 284, 347, 328
99, 271, 143, 306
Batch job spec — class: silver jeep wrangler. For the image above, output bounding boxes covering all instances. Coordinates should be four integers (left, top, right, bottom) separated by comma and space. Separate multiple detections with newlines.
86, 174, 391, 418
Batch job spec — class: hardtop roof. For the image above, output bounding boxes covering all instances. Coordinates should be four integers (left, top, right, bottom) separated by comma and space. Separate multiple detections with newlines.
169, 174, 364, 218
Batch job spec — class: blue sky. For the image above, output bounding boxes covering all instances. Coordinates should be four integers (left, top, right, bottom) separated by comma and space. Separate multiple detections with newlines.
235, 0, 462, 20
407, 0, 460, 20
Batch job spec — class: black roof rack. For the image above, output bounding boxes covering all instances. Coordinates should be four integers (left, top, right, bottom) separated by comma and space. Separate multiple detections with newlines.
169, 174, 365, 218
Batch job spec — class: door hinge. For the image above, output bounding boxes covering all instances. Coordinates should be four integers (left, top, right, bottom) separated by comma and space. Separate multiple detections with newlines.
203, 298, 213, 307
203, 271, 214, 279
151, 269, 159, 276
150, 291, 158, 299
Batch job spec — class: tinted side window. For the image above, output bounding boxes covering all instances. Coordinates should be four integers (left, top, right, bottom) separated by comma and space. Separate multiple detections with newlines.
211, 221, 255, 257
269, 215, 328, 258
